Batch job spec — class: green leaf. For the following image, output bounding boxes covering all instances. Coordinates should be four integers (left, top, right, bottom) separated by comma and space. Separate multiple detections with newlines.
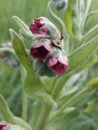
64, 0, 73, 36
29, 101, 42, 128
9, 29, 56, 106
7, 124, 26, 130
0, 95, 32, 130
84, 99, 98, 112
9, 29, 34, 73
85, 56, 98, 68
44, 108, 78, 130
24, 74, 57, 108
86, 78, 98, 87
51, 27, 98, 101
12, 16, 33, 39
68, 35, 98, 72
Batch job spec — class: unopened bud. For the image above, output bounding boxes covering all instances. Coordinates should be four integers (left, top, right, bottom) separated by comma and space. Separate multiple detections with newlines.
0, 42, 20, 67
29, 17, 60, 40
52, 0, 68, 11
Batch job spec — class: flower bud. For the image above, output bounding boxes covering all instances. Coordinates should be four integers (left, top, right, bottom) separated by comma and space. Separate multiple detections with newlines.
29, 17, 60, 40
48, 55, 68, 75
0, 42, 20, 67
33, 60, 56, 77
30, 17, 49, 36
30, 38, 52, 60
52, 0, 68, 11
0, 122, 7, 130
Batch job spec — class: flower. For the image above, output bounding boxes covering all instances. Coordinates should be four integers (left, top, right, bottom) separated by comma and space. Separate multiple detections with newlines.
29, 17, 60, 39
48, 55, 68, 75
30, 38, 52, 60
29, 17, 50, 36
0, 122, 7, 130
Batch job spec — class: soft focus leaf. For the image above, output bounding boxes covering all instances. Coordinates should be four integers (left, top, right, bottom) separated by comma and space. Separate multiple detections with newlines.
68, 35, 98, 72
84, 99, 98, 112
12, 16, 33, 39
0, 95, 32, 130
86, 78, 98, 87
64, 0, 73, 36
85, 55, 98, 68
7, 124, 25, 130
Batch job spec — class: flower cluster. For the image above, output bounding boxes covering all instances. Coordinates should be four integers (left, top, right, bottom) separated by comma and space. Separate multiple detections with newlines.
29, 17, 68, 76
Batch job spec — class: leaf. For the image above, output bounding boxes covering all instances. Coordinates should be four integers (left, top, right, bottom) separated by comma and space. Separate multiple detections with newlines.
84, 99, 98, 112
24, 74, 57, 108
9, 29, 33, 72
0, 95, 32, 130
7, 124, 25, 130
85, 56, 98, 68
64, 0, 73, 36
9, 29, 56, 107
86, 78, 98, 87
12, 16, 33, 39
68, 35, 98, 72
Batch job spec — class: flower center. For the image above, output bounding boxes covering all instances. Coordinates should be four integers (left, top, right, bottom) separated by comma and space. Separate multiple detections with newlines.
38, 46, 48, 57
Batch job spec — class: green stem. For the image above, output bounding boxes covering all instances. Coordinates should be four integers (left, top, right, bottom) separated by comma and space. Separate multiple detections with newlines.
34, 103, 52, 130
48, 0, 66, 35
22, 92, 28, 121
49, 87, 91, 121
51, 76, 68, 100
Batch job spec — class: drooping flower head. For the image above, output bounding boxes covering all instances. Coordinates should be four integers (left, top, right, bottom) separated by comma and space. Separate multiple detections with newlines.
30, 38, 52, 60
29, 16, 69, 77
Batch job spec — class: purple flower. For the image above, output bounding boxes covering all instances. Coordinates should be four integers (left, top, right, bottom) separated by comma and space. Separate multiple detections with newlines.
0, 122, 7, 130
48, 55, 68, 75
30, 39, 52, 60
29, 17, 60, 39
29, 17, 49, 36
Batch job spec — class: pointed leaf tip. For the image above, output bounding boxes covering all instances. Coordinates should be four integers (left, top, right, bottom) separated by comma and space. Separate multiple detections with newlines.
9, 28, 18, 41
11, 16, 33, 39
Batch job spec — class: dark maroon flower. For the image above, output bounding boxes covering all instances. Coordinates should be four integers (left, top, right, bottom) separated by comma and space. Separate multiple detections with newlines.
30, 39, 52, 60
0, 122, 7, 130
29, 17, 49, 36
29, 17, 61, 40
48, 56, 68, 75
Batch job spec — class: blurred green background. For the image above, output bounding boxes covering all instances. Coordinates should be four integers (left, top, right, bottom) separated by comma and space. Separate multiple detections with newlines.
0, 0, 98, 129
